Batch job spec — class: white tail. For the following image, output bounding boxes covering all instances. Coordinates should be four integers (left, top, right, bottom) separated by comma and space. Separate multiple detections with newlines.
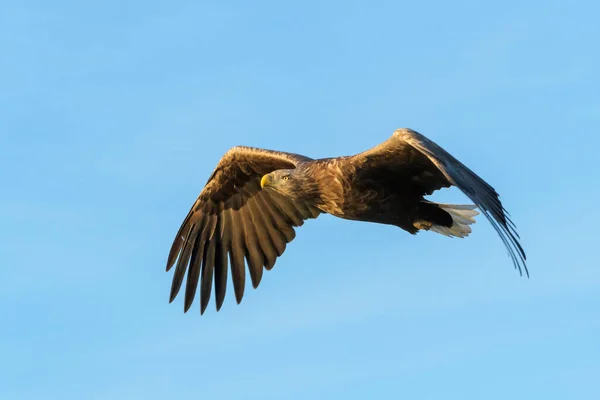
430, 203, 479, 238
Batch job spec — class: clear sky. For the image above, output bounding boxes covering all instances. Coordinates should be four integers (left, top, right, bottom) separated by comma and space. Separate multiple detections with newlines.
1, 1, 599, 399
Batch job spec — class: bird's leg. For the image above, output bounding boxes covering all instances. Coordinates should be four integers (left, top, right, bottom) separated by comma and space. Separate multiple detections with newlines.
413, 220, 432, 231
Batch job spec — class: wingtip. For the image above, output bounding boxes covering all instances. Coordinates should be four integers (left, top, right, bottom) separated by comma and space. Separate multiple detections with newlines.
166, 255, 176, 272
514, 259, 530, 279
200, 300, 209, 315
166, 240, 184, 272
183, 300, 193, 313
166, 260, 177, 272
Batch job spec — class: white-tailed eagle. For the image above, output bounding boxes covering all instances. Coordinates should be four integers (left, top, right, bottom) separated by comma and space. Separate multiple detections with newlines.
166, 128, 527, 314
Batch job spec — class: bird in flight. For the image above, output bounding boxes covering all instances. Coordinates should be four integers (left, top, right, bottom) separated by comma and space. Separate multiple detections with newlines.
166, 128, 527, 314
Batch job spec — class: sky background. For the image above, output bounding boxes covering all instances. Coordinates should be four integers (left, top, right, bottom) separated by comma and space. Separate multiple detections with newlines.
1, 0, 599, 399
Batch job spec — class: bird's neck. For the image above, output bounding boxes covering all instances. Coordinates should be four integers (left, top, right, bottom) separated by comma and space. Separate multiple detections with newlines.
298, 162, 346, 215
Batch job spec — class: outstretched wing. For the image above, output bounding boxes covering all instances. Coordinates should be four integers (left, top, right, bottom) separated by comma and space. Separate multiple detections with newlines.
356, 128, 527, 276
166, 146, 320, 314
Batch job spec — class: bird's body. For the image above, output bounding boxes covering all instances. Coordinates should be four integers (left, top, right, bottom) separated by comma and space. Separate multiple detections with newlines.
274, 157, 450, 233
166, 128, 527, 314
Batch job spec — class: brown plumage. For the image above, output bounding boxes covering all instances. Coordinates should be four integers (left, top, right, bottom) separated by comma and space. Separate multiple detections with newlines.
166, 128, 527, 314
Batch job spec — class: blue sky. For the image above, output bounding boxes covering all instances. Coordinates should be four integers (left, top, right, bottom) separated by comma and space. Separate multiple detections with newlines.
1, 0, 599, 399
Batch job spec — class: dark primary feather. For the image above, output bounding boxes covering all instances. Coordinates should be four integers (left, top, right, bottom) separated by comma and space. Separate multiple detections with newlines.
166, 146, 320, 314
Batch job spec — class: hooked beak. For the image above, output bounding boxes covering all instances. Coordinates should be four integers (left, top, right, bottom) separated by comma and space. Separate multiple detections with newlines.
260, 174, 273, 189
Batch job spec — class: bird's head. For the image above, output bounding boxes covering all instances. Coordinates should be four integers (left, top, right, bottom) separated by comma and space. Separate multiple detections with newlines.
260, 169, 300, 197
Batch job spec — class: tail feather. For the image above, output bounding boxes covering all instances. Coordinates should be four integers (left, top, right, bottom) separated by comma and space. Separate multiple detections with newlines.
430, 203, 479, 238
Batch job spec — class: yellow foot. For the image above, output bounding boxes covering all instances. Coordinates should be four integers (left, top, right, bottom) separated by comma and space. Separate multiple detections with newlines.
413, 220, 432, 231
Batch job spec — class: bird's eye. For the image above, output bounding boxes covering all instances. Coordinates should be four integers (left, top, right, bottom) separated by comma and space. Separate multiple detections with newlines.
282, 176, 290, 181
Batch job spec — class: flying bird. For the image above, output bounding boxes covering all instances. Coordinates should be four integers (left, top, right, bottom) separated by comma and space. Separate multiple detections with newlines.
166, 128, 527, 314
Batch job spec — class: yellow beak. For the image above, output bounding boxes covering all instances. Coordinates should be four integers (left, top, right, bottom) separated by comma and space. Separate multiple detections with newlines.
260, 174, 272, 189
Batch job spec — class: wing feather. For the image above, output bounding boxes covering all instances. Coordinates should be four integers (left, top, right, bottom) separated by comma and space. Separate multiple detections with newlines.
393, 128, 527, 276
183, 217, 209, 312
254, 192, 293, 251
169, 223, 197, 302
240, 205, 265, 289
213, 211, 230, 311
229, 210, 247, 304
200, 226, 216, 315
270, 195, 306, 226
167, 146, 320, 313
247, 199, 278, 270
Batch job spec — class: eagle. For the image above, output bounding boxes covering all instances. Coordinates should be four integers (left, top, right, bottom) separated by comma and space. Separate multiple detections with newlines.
166, 128, 527, 314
